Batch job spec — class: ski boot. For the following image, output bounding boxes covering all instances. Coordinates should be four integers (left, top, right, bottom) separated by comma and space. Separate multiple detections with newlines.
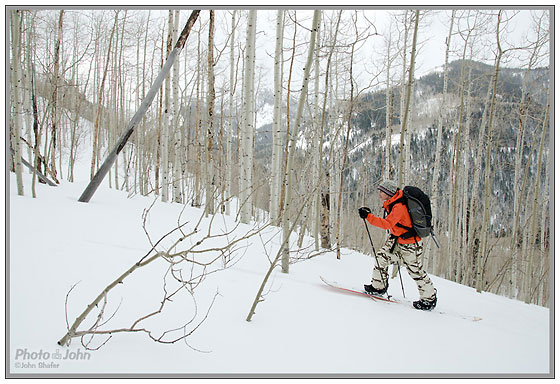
413, 296, 437, 311
364, 284, 387, 296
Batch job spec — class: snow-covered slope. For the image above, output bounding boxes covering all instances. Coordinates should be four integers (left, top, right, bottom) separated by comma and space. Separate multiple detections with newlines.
8, 172, 550, 376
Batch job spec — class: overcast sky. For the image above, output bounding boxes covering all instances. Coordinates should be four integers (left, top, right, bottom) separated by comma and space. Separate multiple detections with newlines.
238, 8, 549, 92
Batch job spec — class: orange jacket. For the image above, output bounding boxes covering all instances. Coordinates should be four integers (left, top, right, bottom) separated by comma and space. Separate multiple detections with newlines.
365, 190, 421, 244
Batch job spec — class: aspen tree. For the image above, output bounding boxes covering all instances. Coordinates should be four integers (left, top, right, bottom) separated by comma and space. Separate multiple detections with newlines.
90, 11, 117, 180
447, 25, 472, 279
336, 11, 359, 260
239, 10, 257, 224
161, 10, 173, 202
155, 26, 164, 196
49, 10, 64, 184
28, 26, 42, 197
317, 11, 342, 249
467, 79, 492, 284
10, 10, 24, 196
396, 10, 409, 186
172, 10, 182, 203
193, 26, 202, 207
141, 11, 151, 196
427, 10, 454, 268
311, 13, 322, 250
511, 12, 548, 297
270, 10, 285, 223
278, 12, 297, 222
282, 10, 320, 272
476, 11, 504, 292
459, 62, 474, 283
21, 12, 33, 166
523, 97, 549, 303
205, 10, 216, 215
384, 24, 396, 181
68, 15, 82, 183
397, 10, 419, 186
225, 10, 237, 216
79, 10, 201, 203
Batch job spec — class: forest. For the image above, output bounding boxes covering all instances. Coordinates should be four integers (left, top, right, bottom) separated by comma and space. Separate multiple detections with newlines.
8, 8, 551, 310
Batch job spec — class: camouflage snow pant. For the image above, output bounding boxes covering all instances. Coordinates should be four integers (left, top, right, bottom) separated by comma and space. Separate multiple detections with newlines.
371, 236, 436, 301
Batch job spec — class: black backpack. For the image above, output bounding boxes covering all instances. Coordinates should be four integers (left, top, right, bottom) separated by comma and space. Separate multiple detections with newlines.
386, 186, 439, 247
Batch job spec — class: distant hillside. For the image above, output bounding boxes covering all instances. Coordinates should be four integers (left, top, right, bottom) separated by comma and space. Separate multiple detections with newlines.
250, 60, 549, 235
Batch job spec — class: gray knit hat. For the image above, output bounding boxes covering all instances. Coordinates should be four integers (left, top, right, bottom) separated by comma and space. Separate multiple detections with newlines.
377, 179, 399, 196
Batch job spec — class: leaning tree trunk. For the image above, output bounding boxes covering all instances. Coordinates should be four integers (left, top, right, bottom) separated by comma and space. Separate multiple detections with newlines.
78, 10, 200, 203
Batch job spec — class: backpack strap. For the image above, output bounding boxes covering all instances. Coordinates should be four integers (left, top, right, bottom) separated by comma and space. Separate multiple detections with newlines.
386, 195, 418, 241
395, 223, 417, 239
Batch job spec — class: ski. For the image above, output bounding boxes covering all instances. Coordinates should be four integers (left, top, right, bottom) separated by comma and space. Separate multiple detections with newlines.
320, 276, 482, 322
319, 276, 397, 303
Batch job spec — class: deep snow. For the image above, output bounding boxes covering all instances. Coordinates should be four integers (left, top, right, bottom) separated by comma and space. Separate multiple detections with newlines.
7, 169, 551, 377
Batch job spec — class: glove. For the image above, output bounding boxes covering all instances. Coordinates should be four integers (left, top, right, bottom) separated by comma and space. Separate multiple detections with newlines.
358, 207, 371, 219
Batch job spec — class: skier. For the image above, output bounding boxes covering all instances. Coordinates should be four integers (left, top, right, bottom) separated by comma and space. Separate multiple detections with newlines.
358, 179, 437, 310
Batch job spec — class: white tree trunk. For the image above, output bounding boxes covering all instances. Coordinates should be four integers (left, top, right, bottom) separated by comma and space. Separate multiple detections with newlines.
161, 11, 173, 203
282, 10, 321, 272
311, 13, 321, 250
523, 96, 549, 303
398, 11, 419, 186
426, 10, 454, 269
172, 10, 182, 203
205, 10, 216, 215
225, 10, 236, 216
10, 10, 24, 196
384, 28, 395, 180
270, 10, 285, 223
239, 10, 257, 224
477, 11, 504, 292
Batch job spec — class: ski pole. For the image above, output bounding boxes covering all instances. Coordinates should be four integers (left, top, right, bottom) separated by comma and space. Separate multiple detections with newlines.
363, 219, 387, 288
396, 260, 406, 298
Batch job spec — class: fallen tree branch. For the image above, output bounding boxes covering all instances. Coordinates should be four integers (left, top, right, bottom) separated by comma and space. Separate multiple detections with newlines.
58, 201, 269, 348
